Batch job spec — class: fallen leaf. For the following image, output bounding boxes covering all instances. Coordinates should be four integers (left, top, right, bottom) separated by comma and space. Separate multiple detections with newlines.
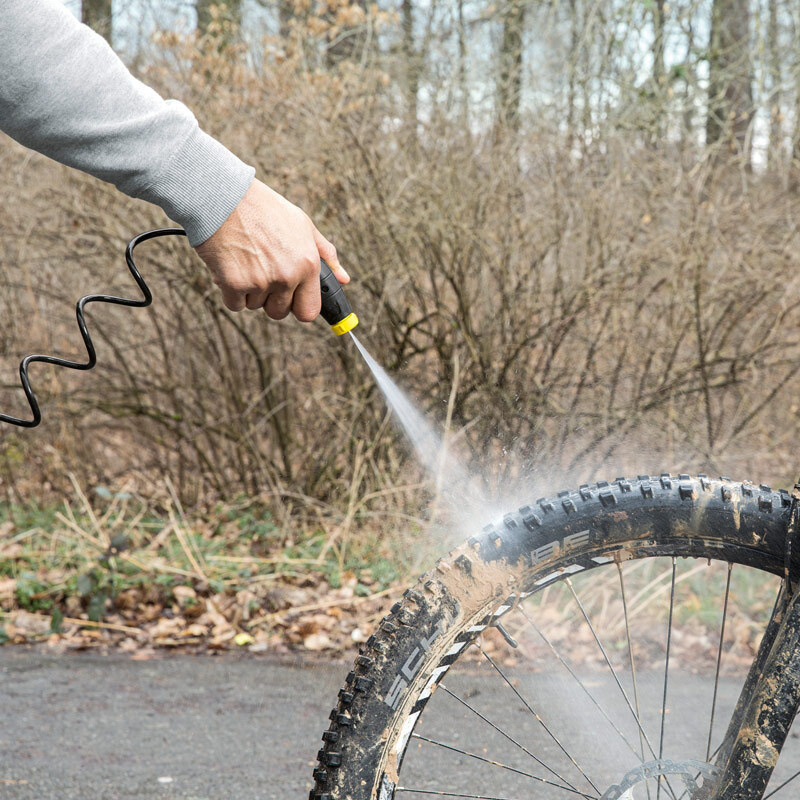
297, 618, 320, 637
114, 588, 141, 611
303, 632, 333, 651
173, 586, 196, 604
118, 637, 139, 653
204, 598, 229, 628
0, 578, 17, 601
149, 617, 185, 639
10, 610, 51, 636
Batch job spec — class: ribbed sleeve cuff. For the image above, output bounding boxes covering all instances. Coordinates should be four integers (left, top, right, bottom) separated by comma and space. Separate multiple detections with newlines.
141, 126, 255, 246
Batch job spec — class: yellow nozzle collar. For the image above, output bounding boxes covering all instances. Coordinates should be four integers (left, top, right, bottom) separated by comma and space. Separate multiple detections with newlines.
331, 312, 359, 336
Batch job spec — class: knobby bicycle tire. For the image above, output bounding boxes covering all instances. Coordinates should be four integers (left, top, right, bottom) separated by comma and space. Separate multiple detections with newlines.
309, 474, 798, 800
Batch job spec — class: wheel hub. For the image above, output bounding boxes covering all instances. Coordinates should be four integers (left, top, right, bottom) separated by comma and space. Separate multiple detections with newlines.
601, 759, 720, 799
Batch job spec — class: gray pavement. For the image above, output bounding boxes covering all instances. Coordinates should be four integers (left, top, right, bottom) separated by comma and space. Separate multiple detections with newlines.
1, 649, 800, 799
0, 650, 342, 800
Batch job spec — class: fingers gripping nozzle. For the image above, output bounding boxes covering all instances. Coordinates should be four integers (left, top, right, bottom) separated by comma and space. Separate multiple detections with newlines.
319, 259, 358, 335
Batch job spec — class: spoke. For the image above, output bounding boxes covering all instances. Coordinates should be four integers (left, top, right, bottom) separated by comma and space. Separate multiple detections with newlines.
566, 576, 678, 800
439, 683, 580, 792
518, 604, 645, 764
657, 557, 677, 800
618, 561, 651, 800
479, 645, 601, 794
764, 768, 800, 798
411, 734, 595, 798
565, 579, 662, 759
706, 562, 733, 762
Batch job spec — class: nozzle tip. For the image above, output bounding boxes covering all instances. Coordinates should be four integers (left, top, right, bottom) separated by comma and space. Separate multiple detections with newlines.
331, 313, 359, 336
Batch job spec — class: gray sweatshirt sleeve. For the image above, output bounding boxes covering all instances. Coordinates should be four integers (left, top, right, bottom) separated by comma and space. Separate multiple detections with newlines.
0, 0, 255, 246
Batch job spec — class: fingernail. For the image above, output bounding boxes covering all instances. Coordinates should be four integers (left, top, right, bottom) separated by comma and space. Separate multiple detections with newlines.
339, 267, 350, 281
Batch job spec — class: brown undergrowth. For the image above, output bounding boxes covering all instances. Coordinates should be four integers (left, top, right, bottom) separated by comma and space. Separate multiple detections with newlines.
0, 480, 427, 657
1, 26, 800, 662
3, 31, 800, 513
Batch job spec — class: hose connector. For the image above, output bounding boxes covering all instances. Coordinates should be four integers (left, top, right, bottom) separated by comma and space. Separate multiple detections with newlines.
319, 259, 358, 336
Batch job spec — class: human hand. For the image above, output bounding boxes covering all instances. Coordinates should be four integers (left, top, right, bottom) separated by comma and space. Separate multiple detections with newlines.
194, 179, 349, 321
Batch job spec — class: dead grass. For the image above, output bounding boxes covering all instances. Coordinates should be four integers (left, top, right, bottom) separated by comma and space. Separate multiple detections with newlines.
0, 479, 434, 655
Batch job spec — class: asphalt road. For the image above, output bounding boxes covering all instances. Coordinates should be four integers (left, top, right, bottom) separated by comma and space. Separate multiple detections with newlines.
2, 649, 800, 799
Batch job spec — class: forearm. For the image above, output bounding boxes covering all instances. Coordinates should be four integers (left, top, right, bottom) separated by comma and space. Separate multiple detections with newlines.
0, 0, 254, 245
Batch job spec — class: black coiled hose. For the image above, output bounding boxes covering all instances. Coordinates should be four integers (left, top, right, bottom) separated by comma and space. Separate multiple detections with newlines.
0, 227, 185, 428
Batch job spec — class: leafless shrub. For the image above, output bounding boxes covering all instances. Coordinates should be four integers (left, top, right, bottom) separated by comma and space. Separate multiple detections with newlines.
2, 26, 800, 533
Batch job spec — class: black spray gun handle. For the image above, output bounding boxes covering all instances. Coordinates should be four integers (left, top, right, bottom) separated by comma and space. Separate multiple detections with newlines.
319, 259, 358, 336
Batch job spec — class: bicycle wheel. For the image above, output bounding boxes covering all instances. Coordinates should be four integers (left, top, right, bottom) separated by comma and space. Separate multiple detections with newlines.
309, 474, 800, 800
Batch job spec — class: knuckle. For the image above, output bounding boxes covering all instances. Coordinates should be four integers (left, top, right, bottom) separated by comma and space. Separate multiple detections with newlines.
296, 299, 321, 322
273, 267, 294, 287
227, 278, 249, 294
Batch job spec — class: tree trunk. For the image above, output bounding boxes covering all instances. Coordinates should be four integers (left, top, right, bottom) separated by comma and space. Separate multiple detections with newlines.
82, 0, 112, 45
650, 0, 666, 141
278, 0, 293, 41
793, 77, 800, 178
402, 0, 419, 135
793, 6, 800, 166
457, 0, 469, 124
767, 0, 782, 170
706, 0, 753, 163
566, 0, 578, 149
680, 16, 697, 150
497, 0, 525, 132
652, 0, 665, 89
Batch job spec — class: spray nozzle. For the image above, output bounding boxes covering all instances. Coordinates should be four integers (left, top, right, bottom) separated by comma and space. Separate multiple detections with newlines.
319, 259, 358, 335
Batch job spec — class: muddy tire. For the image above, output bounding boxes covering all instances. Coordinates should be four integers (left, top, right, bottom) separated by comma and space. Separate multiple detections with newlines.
309, 474, 795, 800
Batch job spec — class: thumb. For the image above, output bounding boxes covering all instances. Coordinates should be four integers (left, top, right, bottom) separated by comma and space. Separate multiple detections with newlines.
314, 228, 350, 284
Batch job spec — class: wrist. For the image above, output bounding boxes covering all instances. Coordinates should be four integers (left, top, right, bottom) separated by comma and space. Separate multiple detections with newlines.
139, 125, 255, 247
